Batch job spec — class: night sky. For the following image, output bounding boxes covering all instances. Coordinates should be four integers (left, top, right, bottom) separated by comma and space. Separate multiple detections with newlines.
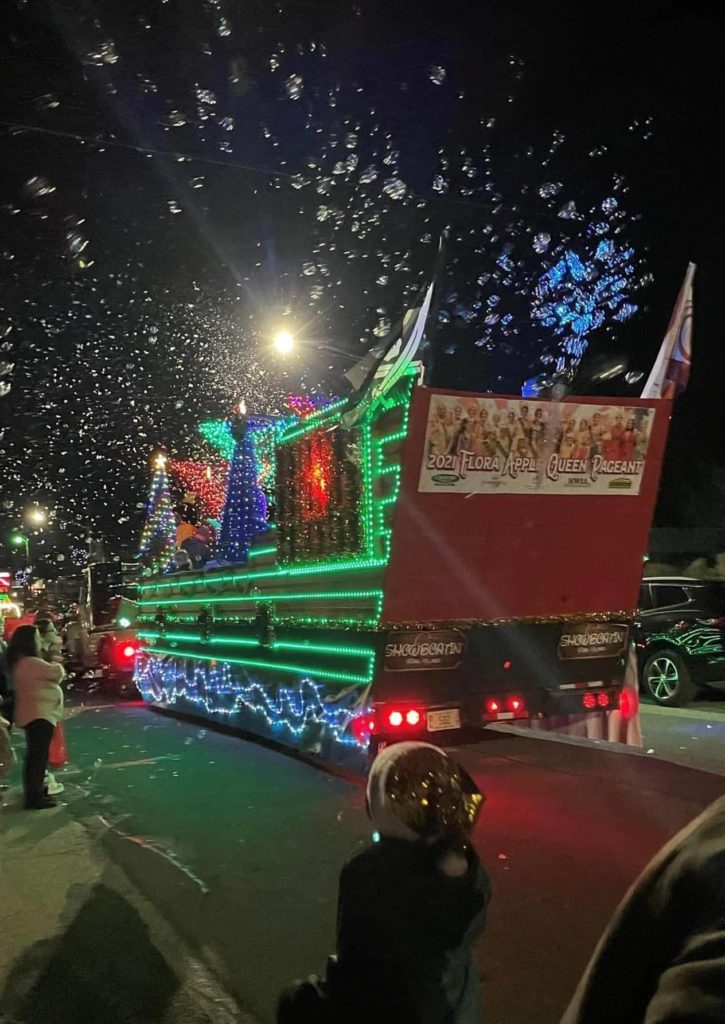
0, 0, 722, 575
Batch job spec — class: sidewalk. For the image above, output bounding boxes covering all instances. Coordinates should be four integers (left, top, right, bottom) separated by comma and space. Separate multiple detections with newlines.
0, 789, 253, 1024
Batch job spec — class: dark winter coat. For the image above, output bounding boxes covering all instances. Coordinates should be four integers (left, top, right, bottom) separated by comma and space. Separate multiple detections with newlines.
278, 837, 490, 1024
562, 796, 725, 1024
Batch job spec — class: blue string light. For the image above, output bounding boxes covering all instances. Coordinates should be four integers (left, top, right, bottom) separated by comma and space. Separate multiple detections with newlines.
135, 654, 368, 752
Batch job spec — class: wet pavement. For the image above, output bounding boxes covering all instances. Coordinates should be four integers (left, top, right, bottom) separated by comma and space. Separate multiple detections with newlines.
5, 700, 723, 1024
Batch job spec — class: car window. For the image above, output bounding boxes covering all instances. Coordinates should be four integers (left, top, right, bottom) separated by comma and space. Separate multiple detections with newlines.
639, 584, 653, 610
691, 583, 725, 613
651, 585, 689, 609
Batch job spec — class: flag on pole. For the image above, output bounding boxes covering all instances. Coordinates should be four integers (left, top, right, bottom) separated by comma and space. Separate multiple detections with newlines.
340, 231, 448, 428
640, 262, 695, 399
340, 282, 434, 428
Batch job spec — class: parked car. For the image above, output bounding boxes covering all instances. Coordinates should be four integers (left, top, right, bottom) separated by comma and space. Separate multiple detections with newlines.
635, 577, 725, 706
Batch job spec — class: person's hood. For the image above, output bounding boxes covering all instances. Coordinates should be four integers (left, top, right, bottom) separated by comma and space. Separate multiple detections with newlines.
366, 741, 445, 841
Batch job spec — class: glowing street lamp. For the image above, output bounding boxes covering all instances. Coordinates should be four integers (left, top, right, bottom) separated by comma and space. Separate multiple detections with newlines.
272, 329, 295, 355
11, 533, 30, 561
271, 328, 353, 362
26, 507, 46, 526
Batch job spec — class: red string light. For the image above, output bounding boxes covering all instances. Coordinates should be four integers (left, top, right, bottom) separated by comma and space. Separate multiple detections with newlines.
169, 460, 228, 520
297, 432, 334, 520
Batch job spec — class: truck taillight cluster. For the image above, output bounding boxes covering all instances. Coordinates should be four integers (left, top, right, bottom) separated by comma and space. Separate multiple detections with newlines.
582, 691, 612, 710
483, 696, 527, 721
387, 708, 422, 729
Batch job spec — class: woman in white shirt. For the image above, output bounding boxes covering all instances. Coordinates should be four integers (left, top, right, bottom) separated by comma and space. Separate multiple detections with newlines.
7, 624, 64, 809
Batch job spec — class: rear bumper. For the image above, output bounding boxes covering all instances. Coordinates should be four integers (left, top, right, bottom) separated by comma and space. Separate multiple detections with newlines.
372, 686, 621, 741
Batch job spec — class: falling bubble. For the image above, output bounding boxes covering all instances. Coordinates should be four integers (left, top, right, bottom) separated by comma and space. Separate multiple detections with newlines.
218, 116, 234, 131
217, 16, 231, 36
0, 381, 11, 398
166, 110, 187, 127
382, 177, 407, 201
372, 317, 391, 337
195, 87, 216, 105
285, 74, 304, 100
539, 182, 562, 199
359, 165, 378, 184
602, 197, 618, 214
85, 41, 118, 66
189, 177, 205, 189
167, 200, 182, 214
23, 176, 56, 199
429, 65, 447, 85
533, 232, 551, 253
557, 200, 578, 219
35, 94, 60, 111
625, 371, 644, 384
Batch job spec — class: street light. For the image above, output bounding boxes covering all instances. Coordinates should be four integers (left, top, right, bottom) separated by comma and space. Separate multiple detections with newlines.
26, 507, 47, 526
273, 329, 295, 354
271, 329, 354, 362
11, 533, 30, 561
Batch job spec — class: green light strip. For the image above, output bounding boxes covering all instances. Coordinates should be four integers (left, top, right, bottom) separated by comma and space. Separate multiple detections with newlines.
139, 611, 380, 628
141, 554, 386, 592
139, 630, 376, 659
248, 546, 277, 558
141, 645, 371, 685
139, 588, 384, 608
278, 398, 349, 445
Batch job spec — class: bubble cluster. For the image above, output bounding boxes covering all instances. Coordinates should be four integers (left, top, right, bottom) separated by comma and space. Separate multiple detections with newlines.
0, 10, 651, 562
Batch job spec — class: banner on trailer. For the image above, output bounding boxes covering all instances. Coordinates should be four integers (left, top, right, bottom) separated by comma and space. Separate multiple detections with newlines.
418, 395, 656, 496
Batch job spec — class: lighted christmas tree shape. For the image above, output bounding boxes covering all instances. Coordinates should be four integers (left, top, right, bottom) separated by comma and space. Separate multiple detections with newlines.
218, 401, 268, 563
138, 452, 177, 570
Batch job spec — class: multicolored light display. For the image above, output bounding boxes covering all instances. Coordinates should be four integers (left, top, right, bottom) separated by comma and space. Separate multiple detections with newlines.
169, 459, 228, 520
138, 454, 176, 571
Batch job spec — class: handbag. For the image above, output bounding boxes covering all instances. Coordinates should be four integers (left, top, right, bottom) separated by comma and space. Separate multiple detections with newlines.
48, 721, 69, 768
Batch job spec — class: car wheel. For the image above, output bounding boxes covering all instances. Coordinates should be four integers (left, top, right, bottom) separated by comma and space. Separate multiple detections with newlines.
643, 650, 696, 706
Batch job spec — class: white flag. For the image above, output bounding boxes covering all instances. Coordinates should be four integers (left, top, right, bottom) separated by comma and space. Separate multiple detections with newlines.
640, 263, 695, 399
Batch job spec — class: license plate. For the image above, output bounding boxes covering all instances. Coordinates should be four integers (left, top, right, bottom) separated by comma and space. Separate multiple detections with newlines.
427, 708, 461, 732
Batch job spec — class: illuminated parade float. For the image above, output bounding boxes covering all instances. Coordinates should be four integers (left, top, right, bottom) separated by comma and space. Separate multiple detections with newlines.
135, 297, 672, 768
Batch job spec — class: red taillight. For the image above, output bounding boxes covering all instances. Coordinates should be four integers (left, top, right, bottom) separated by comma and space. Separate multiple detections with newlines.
618, 690, 636, 719
485, 699, 500, 714
503, 660, 512, 670
508, 696, 525, 713
350, 714, 374, 743
385, 708, 421, 729
122, 645, 136, 659
582, 693, 597, 710
597, 691, 611, 709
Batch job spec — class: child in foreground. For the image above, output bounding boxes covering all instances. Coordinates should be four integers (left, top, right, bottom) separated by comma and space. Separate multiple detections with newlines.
277, 741, 491, 1024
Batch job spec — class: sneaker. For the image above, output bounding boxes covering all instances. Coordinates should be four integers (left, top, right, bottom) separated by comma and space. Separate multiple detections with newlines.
25, 796, 58, 810
45, 774, 64, 798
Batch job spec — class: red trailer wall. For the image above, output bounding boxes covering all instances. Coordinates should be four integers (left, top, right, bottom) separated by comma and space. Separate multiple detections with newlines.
381, 387, 671, 624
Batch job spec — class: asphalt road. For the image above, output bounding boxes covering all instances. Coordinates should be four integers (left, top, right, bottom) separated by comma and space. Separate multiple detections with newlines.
11, 700, 722, 1024
640, 693, 725, 775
